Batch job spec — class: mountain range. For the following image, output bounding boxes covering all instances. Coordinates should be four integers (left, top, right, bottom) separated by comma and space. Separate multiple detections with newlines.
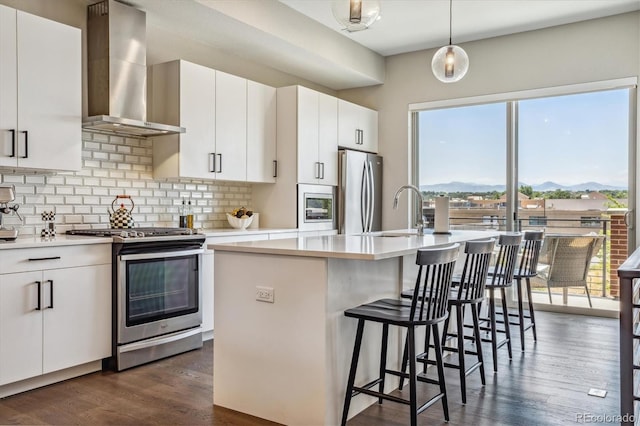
420, 181, 626, 193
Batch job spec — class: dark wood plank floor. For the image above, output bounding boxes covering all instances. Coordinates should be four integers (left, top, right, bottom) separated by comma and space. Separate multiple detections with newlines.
0, 311, 619, 425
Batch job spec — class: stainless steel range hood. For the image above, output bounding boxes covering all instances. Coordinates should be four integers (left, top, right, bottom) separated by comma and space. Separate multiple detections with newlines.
84, 0, 184, 137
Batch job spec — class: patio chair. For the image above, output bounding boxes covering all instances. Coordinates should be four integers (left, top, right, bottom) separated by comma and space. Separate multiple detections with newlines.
537, 234, 605, 308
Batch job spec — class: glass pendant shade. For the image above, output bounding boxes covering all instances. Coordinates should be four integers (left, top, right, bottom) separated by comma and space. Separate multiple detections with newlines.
331, 0, 381, 32
431, 44, 469, 83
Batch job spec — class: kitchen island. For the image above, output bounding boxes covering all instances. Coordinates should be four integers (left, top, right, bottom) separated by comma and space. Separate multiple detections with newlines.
210, 229, 499, 425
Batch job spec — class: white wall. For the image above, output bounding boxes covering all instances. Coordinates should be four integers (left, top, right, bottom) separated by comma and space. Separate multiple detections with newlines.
339, 12, 640, 231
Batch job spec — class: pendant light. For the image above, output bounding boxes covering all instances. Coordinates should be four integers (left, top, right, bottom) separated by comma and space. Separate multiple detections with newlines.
331, 0, 381, 32
431, 0, 468, 83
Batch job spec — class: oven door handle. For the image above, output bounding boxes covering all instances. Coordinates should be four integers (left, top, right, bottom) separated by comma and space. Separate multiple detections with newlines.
119, 248, 204, 262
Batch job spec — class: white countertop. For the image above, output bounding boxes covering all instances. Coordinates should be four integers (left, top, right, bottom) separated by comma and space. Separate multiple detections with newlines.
0, 234, 113, 250
200, 228, 297, 238
209, 229, 501, 260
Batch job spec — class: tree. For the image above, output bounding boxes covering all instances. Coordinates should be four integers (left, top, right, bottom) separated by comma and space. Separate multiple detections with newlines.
519, 185, 533, 198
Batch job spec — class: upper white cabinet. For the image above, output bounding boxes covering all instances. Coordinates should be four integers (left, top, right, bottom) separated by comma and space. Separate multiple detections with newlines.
292, 86, 338, 186
337, 99, 378, 153
0, 5, 81, 171
247, 81, 277, 183
215, 71, 247, 182
150, 60, 276, 183
150, 60, 216, 180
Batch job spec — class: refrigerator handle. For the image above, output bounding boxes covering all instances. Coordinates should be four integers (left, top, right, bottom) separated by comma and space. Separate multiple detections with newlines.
367, 160, 375, 232
361, 161, 368, 233
364, 160, 372, 232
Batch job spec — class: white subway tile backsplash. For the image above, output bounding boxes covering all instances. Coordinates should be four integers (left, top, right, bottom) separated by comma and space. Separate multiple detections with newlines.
92, 133, 109, 142
65, 196, 83, 204
64, 215, 83, 224
56, 186, 74, 195
0, 132, 253, 235
3, 175, 25, 184
75, 187, 92, 196
84, 141, 100, 150
25, 176, 45, 185
74, 206, 91, 214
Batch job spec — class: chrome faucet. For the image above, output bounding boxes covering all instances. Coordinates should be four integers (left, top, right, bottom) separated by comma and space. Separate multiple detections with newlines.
392, 184, 425, 236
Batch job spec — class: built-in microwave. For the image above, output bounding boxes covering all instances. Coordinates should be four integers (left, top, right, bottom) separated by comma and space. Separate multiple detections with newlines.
297, 184, 336, 232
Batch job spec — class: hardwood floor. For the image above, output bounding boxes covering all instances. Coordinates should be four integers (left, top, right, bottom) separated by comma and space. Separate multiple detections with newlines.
0, 311, 619, 425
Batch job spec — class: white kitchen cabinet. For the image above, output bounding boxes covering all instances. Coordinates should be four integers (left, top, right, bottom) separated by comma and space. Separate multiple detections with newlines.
151, 61, 276, 183
150, 60, 216, 180
0, 245, 111, 386
215, 71, 247, 182
0, 5, 81, 171
338, 99, 378, 153
247, 81, 277, 183
252, 85, 339, 229
296, 86, 338, 186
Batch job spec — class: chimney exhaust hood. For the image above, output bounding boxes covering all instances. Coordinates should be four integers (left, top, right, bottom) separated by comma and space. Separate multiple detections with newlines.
83, 0, 185, 137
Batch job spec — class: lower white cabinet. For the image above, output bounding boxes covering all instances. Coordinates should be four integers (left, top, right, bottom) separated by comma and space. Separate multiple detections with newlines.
0, 246, 111, 386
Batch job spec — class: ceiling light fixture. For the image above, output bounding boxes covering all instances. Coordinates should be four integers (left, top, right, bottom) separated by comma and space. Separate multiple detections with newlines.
431, 0, 468, 83
331, 0, 381, 32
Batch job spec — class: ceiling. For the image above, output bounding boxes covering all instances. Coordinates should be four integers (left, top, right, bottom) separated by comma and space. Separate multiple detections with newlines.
128, 0, 640, 90
280, 0, 640, 56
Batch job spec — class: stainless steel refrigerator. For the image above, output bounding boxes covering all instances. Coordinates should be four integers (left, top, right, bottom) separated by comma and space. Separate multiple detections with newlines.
338, 149, 383, 234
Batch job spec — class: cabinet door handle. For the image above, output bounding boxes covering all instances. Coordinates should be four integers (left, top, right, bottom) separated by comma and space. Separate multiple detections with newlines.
320, 162, 325, 179
209, 153, 215, 173
28, 256, 61, 262
217, 154, 222, 173
273, 160, 278, 178
35, 281, 42, 311
47, 280, 54, 309
315, 162, 320, 179
9, 129, 16, 157
20, 130, 28, 158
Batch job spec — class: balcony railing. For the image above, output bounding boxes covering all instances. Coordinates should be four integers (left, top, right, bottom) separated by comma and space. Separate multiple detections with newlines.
423, 212, 625, 300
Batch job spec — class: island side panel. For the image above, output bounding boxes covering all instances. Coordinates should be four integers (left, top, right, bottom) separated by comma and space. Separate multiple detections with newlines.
326, 256, 404, 424
213, 251, 328, 425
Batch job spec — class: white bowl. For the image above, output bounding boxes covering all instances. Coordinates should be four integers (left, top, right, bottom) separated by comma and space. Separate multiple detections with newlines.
227, 213, 253, 230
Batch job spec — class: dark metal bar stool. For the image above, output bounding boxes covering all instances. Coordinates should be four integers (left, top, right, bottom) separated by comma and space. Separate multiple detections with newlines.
441, 238, 495, 403
399, 238, 496, 404
480, 233, 522, 372
509, 230, 543, 351
341, 243, 460, 426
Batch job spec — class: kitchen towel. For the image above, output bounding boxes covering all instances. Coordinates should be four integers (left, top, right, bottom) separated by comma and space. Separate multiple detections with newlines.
434, 196, 450, 234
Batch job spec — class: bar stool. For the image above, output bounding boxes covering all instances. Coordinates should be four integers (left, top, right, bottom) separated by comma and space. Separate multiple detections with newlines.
441, 238, 495, 403
509, 230, 543, 351
399, 238, 496, 404
480, 233, 522, 372
341, 243, 460, 426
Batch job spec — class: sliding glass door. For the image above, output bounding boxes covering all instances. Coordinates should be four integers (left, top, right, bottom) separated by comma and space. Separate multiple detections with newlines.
414, 84, 634, 312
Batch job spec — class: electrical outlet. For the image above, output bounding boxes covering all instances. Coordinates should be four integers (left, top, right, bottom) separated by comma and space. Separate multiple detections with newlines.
256, 286, 274, 303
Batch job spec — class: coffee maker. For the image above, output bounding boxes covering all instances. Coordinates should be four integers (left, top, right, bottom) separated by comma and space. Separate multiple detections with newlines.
0, 185, 22, 240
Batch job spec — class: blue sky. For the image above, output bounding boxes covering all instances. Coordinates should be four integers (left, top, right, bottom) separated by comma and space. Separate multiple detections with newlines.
418, 88, 630, 188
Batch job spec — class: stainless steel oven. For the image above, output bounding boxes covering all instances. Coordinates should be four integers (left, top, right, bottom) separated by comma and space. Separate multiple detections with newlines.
67, 228, 206, 371
297, 184, 336, 232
